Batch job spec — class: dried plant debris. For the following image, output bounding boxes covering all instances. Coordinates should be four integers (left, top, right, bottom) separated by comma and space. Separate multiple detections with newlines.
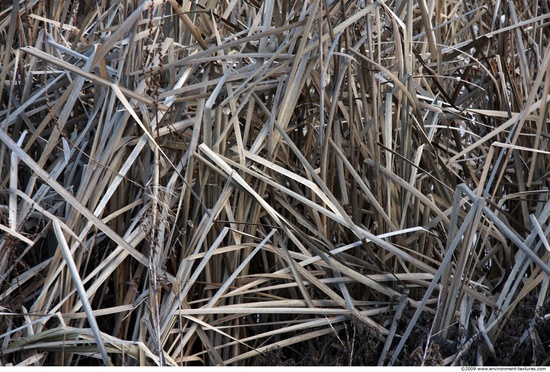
0, 0, 549, 366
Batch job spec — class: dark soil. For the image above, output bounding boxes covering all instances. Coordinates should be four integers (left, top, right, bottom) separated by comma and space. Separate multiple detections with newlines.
250, 298, 550, 366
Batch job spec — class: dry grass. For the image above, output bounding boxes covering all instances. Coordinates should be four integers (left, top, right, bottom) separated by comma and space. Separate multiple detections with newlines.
1, 0, 549, 366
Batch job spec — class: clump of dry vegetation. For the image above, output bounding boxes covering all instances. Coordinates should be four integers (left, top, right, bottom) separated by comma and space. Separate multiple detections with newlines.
1, 0, 549, 366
